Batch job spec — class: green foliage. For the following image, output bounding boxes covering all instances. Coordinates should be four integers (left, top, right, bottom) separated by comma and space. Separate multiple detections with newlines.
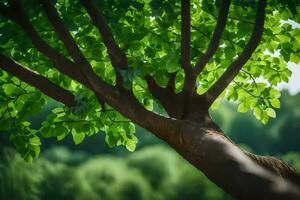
211, 90, 300, 154
0, 0, 300, 159
0, 145, 234, 200
0, 148, 41, 200
2, 141, 298, 200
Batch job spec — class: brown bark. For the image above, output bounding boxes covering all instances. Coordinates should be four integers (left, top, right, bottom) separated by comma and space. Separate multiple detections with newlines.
182, 0, 231, 96
143, 116, 300, 200
0, 53, 76, 107
176, 121, 300, 200
80, 0, 128, 87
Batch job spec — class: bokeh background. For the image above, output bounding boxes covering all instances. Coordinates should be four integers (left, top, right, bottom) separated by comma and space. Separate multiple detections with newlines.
0, 89, 300, 200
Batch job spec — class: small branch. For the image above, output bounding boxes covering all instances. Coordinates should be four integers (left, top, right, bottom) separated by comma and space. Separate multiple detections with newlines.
166, 72, 177, 93
53, 119, 94, 124
206, 0, 266, 105
191, 25, 210, 38
180, 0, 195, 111
39, 0, 108, 107
145, 75, 165, 101
0, 53, 76, 107
80, 0, 128, 87
233, 80, 259, 99
241, 69, 258, 89
144, 75, 184, 118
194, 0, 231, 74
6, 91, 37, 102
229, 16, 254, 24
148, 30, 203, 56
181, 0, 191, 70
181, 0, 230, 98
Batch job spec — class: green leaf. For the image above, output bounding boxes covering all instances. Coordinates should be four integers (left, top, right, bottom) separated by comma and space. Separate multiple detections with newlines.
270, 99, 281, 108
290, 54, 300, 64
22, 121, 31, 127
52, 107, 65, 113
253, 107, 262, 120
29, 136, 41, 146
237, 102, 249, 113
261, 112, 269, 124
71, 129, 85, 145
126, 140, 137, 152
266, 108, 276, 118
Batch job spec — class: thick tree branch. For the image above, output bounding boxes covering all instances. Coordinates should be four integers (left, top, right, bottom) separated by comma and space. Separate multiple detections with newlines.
178, 121, 300, 200
0, 53, 75, 107
0, 2, 166, 135
194, 0, 230, 74
206, 0, 266, 104
3, 2, 170, 136
80, 0, 128, 87
0, 1, 89, 87
1, 0, 105, 107
39, 0, 107, 107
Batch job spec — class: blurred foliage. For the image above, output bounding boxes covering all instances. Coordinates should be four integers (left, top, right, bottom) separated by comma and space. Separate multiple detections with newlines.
0, 145, 234, 200
1, 145, 298, 200
211, 90, 300, 155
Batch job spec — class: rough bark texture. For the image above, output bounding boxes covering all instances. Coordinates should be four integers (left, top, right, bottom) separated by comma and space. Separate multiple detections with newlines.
0, 0, 300, 199
176, 120, 300, 199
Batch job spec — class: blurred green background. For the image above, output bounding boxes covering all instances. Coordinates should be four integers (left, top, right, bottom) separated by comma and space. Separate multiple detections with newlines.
1, 90, 300, 200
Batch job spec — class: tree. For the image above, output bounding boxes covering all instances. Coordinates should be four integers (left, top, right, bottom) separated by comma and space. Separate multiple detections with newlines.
0, 0, 300, 199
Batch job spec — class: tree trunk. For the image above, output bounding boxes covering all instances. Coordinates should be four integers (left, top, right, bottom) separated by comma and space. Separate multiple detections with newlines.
146, 116, 300, 200
100, 91, 300, 199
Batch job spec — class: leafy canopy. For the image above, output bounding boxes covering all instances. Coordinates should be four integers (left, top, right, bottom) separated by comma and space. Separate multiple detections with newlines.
0, 0, 299, 161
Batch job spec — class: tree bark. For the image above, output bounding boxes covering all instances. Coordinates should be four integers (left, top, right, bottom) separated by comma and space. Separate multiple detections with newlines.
150, 118, 300, 200
110, 98, 300, 199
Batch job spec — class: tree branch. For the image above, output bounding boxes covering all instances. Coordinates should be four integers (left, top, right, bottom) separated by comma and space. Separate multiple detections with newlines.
179, 121, 300, 200
0, 53, 75, 107
206, 0, 266, 104
1, 1, 168, 136
1, 0, 106, 107
145, 75, 183, 118
180, 0, 199, 116
194, 0, 231, 74
39, 0, 107, 107
181, 0, 191, 71
181, 0, 230, 101
80, 0, 128, 87
0, 1, 89, 87
145, 75, 166, 102
166, 72, 177, 93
